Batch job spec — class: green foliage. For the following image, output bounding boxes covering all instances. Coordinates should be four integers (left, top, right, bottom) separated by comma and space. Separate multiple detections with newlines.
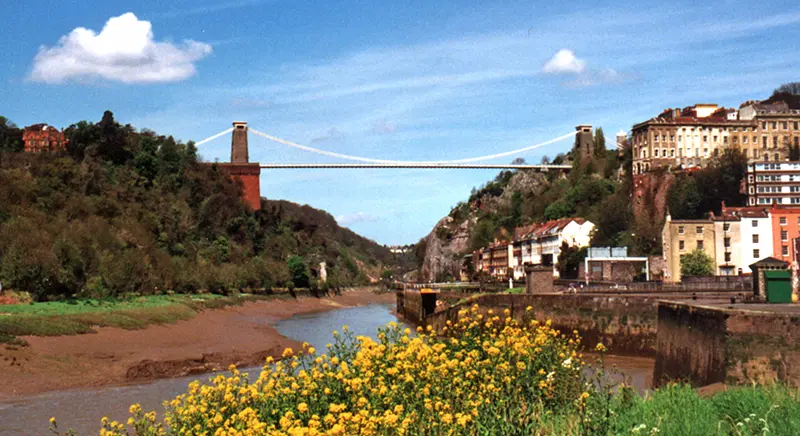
593, 127, 606, 158
667, 174, 703, 219
556, 242, 586, 279
469, 218, 496, 252
0, 111, 393, 300
680, 247, 714, 277
789, 143, 800, 161
0, 117, 23, 152
287, 255, 310, 288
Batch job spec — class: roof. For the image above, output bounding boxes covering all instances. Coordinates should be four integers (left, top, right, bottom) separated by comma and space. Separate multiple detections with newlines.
514, 218, 588, 241
749, 257, 789, 269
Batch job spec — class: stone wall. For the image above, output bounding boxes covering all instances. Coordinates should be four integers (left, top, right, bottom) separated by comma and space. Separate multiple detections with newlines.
423, 294, 660, 356
654, 301, 800, 387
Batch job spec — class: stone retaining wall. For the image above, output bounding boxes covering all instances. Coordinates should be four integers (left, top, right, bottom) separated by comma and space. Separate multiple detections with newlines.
654, 301, 800, 387
423, 294, 660, 356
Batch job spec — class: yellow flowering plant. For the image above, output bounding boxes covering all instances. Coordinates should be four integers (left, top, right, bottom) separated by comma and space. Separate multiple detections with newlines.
95, 304, 587, 435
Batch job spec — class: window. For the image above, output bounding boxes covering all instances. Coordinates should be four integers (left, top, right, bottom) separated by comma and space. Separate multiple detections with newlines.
679, 240, 685, 251
724, 237, 731, 247
774, 137, 779, 147
697, 240, 704, 250
696, 226, 703, 234
783, 246, 789, 256
713, 135, 718, 143
724, 136, 729, 144
743, 136, 748, 144
773, 122, 778, 129
784, 121, 789, 130
782, 230, 788, 241
780, 217, 788, 225
754, 249, 761, 258
723, 223, 731, 232
678, 135, 682, 142
753, 234, 759, 243
654, 149, 659, 157
703, 135, 708, 143
752, 220, 758, 227
678, 226, 685, 234
795, 122, 799, 130
724, 252, 731, 262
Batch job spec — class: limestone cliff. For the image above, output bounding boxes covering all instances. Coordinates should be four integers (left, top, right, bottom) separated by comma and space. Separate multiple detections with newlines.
419, 169, 551, 281
420, 216, 475, 282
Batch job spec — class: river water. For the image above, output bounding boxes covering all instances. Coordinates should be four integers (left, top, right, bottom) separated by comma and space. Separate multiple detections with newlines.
0, 303, 653, 435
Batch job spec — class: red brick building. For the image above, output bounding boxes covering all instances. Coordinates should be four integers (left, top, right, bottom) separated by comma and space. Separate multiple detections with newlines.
22, 124, 67, 153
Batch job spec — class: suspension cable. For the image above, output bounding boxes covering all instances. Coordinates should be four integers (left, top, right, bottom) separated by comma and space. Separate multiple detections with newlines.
248, 127, 576, 164
195, 128, 234, 146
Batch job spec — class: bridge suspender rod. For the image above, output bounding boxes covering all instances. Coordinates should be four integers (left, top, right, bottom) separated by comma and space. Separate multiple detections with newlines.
249, 127, 577, 165
195, 128, 234, 146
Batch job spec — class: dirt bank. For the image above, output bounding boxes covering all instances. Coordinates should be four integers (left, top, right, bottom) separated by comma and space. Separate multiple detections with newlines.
0, 289, 395, 398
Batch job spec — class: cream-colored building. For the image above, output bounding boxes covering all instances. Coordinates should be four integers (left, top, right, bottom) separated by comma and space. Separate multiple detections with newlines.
662, 215, 717, 283
632, 102, 800, 175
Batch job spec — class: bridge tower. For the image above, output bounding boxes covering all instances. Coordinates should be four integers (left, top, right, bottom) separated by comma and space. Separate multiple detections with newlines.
218, 122, 261, 210
575, 124, 594, 167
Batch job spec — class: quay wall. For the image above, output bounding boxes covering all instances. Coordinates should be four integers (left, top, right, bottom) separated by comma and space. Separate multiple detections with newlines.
654, 301, 800, 387
421, 294, 661, 356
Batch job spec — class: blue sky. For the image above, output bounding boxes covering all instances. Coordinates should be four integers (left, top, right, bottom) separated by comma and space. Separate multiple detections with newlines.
2, 0, 799, 245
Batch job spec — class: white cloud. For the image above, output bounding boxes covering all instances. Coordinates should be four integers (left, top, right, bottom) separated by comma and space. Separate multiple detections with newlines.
30, 12, 211, 84
541, 49, 586, 74
336, 212, 379, 226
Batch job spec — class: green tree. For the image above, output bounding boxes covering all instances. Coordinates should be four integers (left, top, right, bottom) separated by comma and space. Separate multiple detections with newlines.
790, 143, 800, 161
666, 175, 703, 219
556, 243, 586, 279
0, 117, 23, 152
469, 218, 496, 251
593, 127, 606, 158
680, 248, 714, 277
287, 255, 310, 288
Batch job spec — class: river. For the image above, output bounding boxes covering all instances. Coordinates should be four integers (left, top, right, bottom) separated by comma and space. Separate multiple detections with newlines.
0, 303, 653, 435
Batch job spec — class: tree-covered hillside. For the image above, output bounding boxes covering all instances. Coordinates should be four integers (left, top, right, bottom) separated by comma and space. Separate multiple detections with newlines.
0, 111, 394, 301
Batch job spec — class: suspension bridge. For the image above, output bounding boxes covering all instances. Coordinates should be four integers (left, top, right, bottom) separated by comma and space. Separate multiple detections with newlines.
193, 122, 595, 171
193, 122, 594, 210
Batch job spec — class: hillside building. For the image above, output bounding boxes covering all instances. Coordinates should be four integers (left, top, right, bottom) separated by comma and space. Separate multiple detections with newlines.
22, 124, 67, 153
632, 102, 800, 175
473, 218, 595, 280
746, 162, 800, 206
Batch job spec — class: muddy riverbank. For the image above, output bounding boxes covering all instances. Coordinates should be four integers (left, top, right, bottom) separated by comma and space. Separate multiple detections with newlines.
0, 289, 394, 398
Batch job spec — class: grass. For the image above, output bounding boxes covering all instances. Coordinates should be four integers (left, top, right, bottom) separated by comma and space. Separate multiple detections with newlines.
0, 293, 275, 344
506, 286, 525, 294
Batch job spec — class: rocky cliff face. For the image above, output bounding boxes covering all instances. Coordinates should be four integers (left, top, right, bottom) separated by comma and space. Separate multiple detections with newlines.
419, 170, 550, 281
421, 216, 474, 282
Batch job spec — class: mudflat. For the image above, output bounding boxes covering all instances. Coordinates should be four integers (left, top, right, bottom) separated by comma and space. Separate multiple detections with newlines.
0, 289, 395, 398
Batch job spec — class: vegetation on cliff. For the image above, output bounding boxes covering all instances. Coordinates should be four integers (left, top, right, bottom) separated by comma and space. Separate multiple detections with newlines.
56, 305, 800, 435
0, 111, 393, 301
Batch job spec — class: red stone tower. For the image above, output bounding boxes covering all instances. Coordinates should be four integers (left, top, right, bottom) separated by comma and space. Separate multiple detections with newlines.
219, 122, 261, 211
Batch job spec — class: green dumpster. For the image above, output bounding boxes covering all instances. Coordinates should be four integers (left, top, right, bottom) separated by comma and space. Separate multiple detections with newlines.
764, 270, 792, 303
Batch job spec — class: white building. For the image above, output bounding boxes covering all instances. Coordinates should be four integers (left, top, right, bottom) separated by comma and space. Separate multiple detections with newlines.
735, 207, 773, 268
746, 162, 800, 206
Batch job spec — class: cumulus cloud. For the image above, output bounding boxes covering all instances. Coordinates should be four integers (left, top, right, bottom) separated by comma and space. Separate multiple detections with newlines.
541, 49, 585, 74
336, 212, 379, 226
30, 12, 212, 84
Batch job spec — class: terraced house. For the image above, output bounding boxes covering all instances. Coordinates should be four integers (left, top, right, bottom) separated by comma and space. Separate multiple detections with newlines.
632, 101, 800, 175
473, 218, 595, 280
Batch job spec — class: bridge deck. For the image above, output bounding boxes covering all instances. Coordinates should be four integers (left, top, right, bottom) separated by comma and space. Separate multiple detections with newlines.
258, 163, 571, 170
